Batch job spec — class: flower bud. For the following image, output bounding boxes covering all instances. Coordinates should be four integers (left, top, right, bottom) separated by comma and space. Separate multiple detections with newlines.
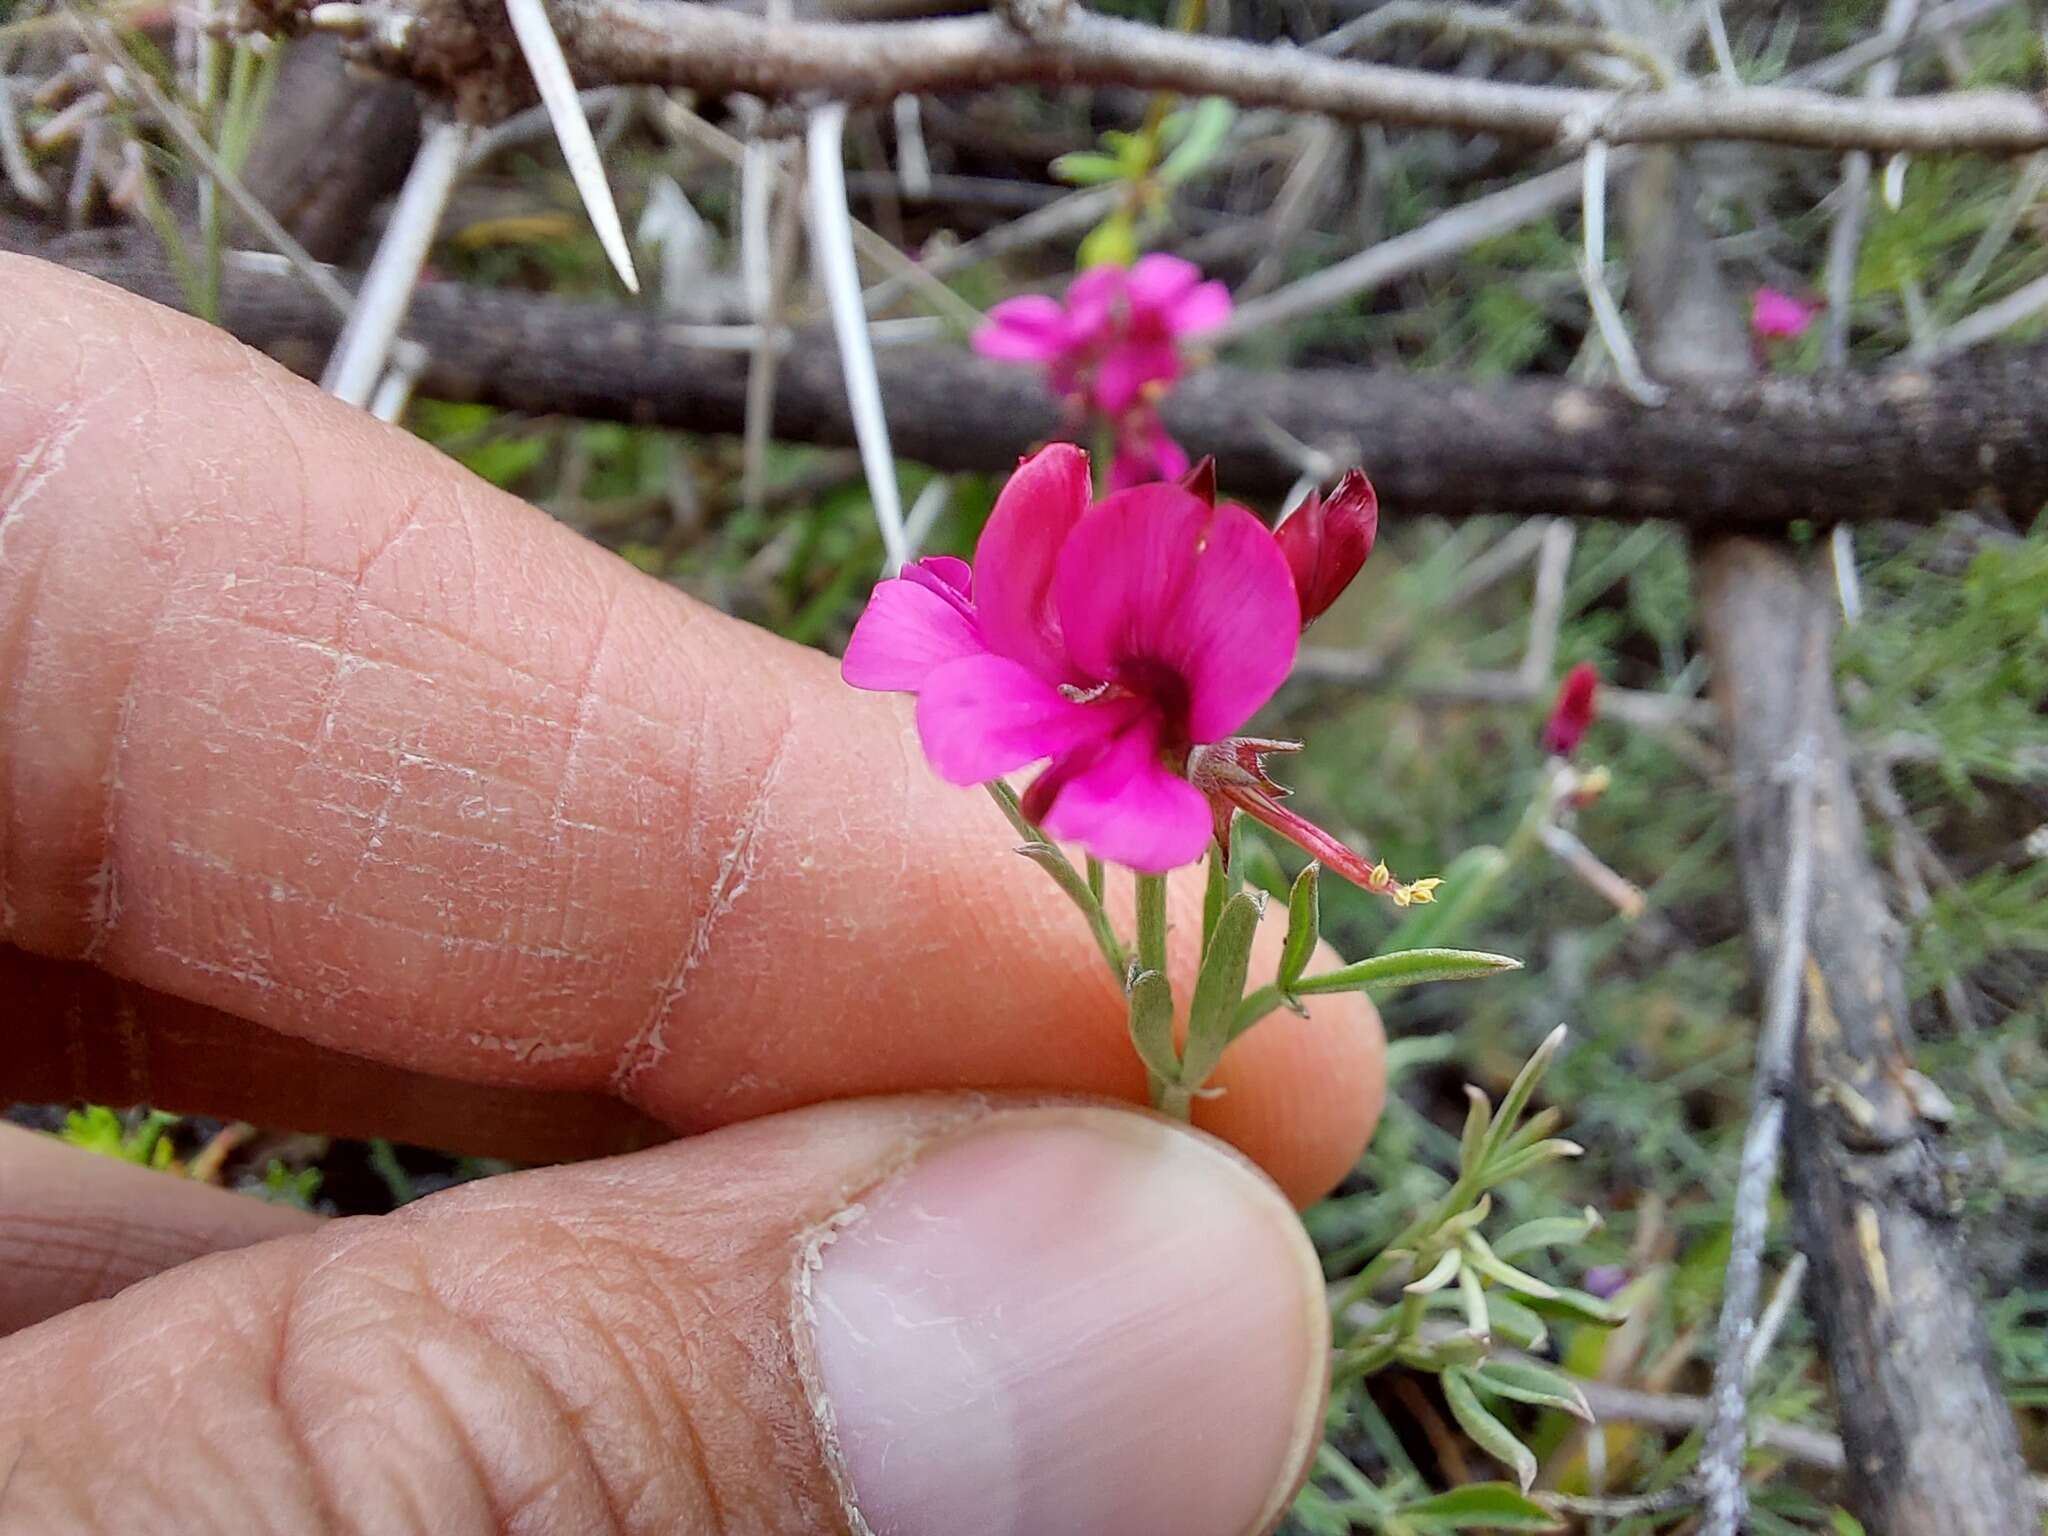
1273, 470, 1377, 629
1542, 663, 1599, 759
1179, 455, 1217, 507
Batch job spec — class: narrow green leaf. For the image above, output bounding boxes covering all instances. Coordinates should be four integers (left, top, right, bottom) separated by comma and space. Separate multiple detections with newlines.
1457, 1258, 1491, 1338
1442, 1367, 1539, 1492
1293, 948, 1523, 997
1158, 96, 1236, 184
1471, 1359, 1595, 1423
1478, 1025, 1567, 1166
1401, 1482, 1563, 1532
1493, 1106, 1565, 1161
1179, 889, 1264, 1087
1461, 1232, 1560, 1301
1403, 1249, 1462, 1296
1458, 1086, 1493, 1176
1484, 1293, 1549, 1352
1492, 1208, 1603, 1261
1481, 1138, 1585, 1184
1050, 150, 1125, 186
1127, 969, 1181, 1086
1524, 1286, 1624, 1326
1278, 862, 1320, 992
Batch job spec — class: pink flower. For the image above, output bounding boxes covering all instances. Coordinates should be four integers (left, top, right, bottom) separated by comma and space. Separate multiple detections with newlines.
1751, 286, 1820, 341
843, 446, 1437, 901
1274, 470, 1378, 629
843, 444, 1295, 871
973, 255, 1232, 418
1107, 407, 1191, 490
1542, 663, 1599, 758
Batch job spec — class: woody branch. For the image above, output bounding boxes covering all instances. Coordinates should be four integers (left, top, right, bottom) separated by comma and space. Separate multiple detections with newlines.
255, 0, 2048, 155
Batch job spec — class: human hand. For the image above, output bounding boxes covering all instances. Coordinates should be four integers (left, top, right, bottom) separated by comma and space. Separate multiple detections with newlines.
0, 257, 1385, 1535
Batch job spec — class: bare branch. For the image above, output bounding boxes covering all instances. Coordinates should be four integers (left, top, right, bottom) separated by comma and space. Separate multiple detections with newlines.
1699, 680, 1818, 1536
19, 224, 2048, 530
254, 0, 2048, 154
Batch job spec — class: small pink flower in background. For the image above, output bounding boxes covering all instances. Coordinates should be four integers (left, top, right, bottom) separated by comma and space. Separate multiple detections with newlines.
1542, 663, 1599, 759
1750, 286, 1821, 342
1274, 470, 1379, 629
1107, 407, 1191, 491
844, 446, 1433, 899
973, 255, 1231, 490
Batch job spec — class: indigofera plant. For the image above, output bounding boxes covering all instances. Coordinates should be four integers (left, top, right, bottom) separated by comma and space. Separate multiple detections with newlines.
842, 445, 1515, 1112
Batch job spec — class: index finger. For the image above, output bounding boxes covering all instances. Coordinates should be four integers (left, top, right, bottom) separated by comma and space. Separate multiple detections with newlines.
0, 257, 1382, 1205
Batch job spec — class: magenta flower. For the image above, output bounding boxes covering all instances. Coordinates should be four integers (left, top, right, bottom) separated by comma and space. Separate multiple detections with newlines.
973, 255, 1232, 419
843, 444, 1294, 870
1542, 663, 1599, 759
1751, 286, 1820, 341
843, 447, 1439, 900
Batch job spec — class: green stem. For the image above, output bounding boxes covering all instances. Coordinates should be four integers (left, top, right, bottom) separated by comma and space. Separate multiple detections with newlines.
985, 781, 1126, 980
1334, 1172, 1481, 1319
1136, 871, 1169, 979
1133, 870, 1183, 1117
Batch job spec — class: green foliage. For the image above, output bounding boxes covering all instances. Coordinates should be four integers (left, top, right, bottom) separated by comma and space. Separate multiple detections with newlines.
60, 1106, 178, 1169
254, 1160, 323, 1210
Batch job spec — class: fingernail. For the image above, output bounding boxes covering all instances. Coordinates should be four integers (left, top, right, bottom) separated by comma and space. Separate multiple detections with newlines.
800, 1106, 1328, 1536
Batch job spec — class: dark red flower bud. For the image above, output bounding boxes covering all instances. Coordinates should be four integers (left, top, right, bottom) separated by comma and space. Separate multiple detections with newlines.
1178, 455, 1217, 506
1273, 469, 1377, 629
1542, 663, 1599, 758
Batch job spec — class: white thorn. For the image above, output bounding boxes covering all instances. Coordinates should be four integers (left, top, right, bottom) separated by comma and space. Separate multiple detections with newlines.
503, 0, 639, 294
807, 101, 908, 573
322, 118, 470, 405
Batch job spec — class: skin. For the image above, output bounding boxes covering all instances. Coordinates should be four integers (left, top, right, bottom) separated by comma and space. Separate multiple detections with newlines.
0, 256, 1387, 1533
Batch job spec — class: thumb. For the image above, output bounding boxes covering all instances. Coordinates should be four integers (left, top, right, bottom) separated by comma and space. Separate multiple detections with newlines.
2, 1099, 1328, 1536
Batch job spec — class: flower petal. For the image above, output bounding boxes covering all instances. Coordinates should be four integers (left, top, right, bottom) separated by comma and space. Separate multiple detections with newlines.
971, 443, 1093, 684
842, 574, 988, 693
972, 296, 1073, 362
906, 554, 971, 597
1092, 341, 1181, 416
914, 653, 1116, 786
1064, 266, 1126, 338
1124, 254, 1202, 314
1055, 487, 1300, 743
1108, 416, 1190, 491
1167, 279, 1232, 338
901, 554, 976, 623
1038, 718, 1213, 873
